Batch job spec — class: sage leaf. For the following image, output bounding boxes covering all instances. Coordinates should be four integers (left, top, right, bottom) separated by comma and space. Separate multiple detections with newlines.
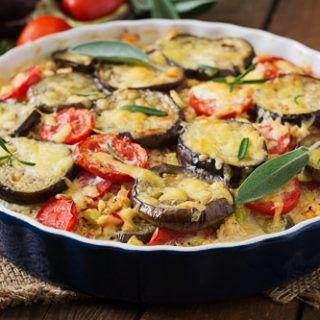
72, 41, 152, 66
150, 0, 179, 18
236, 146, 309, 204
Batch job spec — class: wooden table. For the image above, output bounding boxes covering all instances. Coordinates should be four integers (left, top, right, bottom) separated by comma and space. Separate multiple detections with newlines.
1, 0, 320, 319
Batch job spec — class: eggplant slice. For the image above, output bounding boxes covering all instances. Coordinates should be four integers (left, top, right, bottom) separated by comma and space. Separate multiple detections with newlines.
253, 74, 320, 124
155, 34, 255, 80
177, 118, 267, 178
300, 133, 320, 183
132, 164, 234, 232
27, 72, 103, 113
95, 50, 185, 91
0, 102, 41, 138
94, 89, 184, 148
52, 49, 94, 73
117, 219, 155, 243
0, 137, 78, 204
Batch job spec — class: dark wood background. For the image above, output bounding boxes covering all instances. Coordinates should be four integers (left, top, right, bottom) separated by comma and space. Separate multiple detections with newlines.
1, 0, 320, 319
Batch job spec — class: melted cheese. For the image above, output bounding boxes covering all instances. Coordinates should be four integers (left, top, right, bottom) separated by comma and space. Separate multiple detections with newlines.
309, 147, 320, 168
182, 118, 267, 167
254, 75, 320, 115
157, 36, 252, 71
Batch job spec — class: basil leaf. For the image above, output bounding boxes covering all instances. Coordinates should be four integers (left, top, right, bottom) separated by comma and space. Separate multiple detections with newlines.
236, 146, 309, 204
72, 41, 152, 66
119, 105, 168, 116
107, 143, 123, 163
172, 0, 217, 13
150, 0, 180, 18
237, 137, 249, 160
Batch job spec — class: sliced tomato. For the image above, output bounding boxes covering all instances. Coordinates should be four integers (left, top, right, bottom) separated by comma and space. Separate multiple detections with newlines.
254, 56, 306, 78
189, 81, 253, 118
36, 196, 77, 231
73, 133, 148, 183
0, 66, 42, 101
256, 122, 290, 155
17, 16, 71, 46
246, 178, 301, 216
78, 171, 112, 199
40, 108, 94, 145
148, 228, 190, 246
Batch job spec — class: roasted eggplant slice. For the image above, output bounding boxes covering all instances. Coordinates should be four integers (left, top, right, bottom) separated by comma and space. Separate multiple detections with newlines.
0, 102, 41, 138
177, 118, 267, 177
0, 137, 78, 204
27, 72, 103, 113
95, 50, 184, 91
300, 133, 320, 182
52, 49, 94, 73
117, 220, 155, 243
94, 89, 184, 148
155, 34, 255, 80
253, 74, 320, 124
132, 164, 234, 232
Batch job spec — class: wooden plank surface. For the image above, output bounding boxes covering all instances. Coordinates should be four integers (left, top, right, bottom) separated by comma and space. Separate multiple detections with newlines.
141, 295, 299, 320
0, 303, 50, 320
302, 304, 320, 320
268, 0, 320, 50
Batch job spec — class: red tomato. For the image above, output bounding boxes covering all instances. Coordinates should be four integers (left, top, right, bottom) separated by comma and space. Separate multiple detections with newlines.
189, 82, 253, 118
78, 171, 112, 199
61, 0, 126, 21
40, 108, 94, 145
0, 66, 42, 101
246, 178, 301, 216
17, 16, 71, 46
148, 228, 191, 246
256, 122, 290, 155
255, 56, 306, 78
36, 196, 77, 231
73, 133, 148, 183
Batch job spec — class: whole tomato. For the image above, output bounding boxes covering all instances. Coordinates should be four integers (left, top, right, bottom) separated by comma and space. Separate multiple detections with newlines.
17, 16, 71, 46
61, 0, 126, 21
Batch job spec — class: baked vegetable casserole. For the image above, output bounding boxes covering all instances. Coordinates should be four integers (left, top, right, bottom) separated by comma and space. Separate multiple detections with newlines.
0, 31, 319, 246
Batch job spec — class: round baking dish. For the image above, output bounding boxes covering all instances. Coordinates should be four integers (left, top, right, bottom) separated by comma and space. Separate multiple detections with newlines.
1, 19, 320, 303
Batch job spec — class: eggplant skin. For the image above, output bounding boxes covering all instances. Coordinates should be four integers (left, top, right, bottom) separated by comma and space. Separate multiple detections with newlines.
300, 133, 320, 183
132, 164, 234, 232
116, 223, 155, 243
0, 164, 78, 205
159, 34, 255, 81
11, 109, 41, 137
52, 49, 94, 74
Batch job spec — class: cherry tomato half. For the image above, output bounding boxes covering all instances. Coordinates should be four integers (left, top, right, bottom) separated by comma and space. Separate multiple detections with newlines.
36, 196, 77, 231
246, 178, 301, 216
256, 122, 290, 155
40, 108, 94, 145
78, 171, 112, 200
0, 66, 42, 101
73, 133, 148, 183
189, 82, 253, 118
17, 16, 71, 46
61, 0, 126, 21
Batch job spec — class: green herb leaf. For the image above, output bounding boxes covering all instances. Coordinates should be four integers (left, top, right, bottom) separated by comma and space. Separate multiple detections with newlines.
16, 158, 36, 166
173, 0, 217, 13
150, 0, 180, 18
236, 146, 309, 204
237, 137, 249, 160
0, 155, 11, 161
0, 137, 11, 154
236, 78, 271, 84
72, 40, 152, 66
212, 77, 227, 83
119, 105, 168, 116
199, 64, 219, 72
234, 63, 257, 82
294, 94, 304, 105
107, 143, 123, 162
73, 91, 100, 96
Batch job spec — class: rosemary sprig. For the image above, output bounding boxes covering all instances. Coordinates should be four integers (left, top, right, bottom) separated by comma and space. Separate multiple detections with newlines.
107, 143, 123, 162
293, 94, 304, 104
0, 137, 36, 167
119, 105, 168, 116
237, 137, 249, 160
212, 63, 272, 92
